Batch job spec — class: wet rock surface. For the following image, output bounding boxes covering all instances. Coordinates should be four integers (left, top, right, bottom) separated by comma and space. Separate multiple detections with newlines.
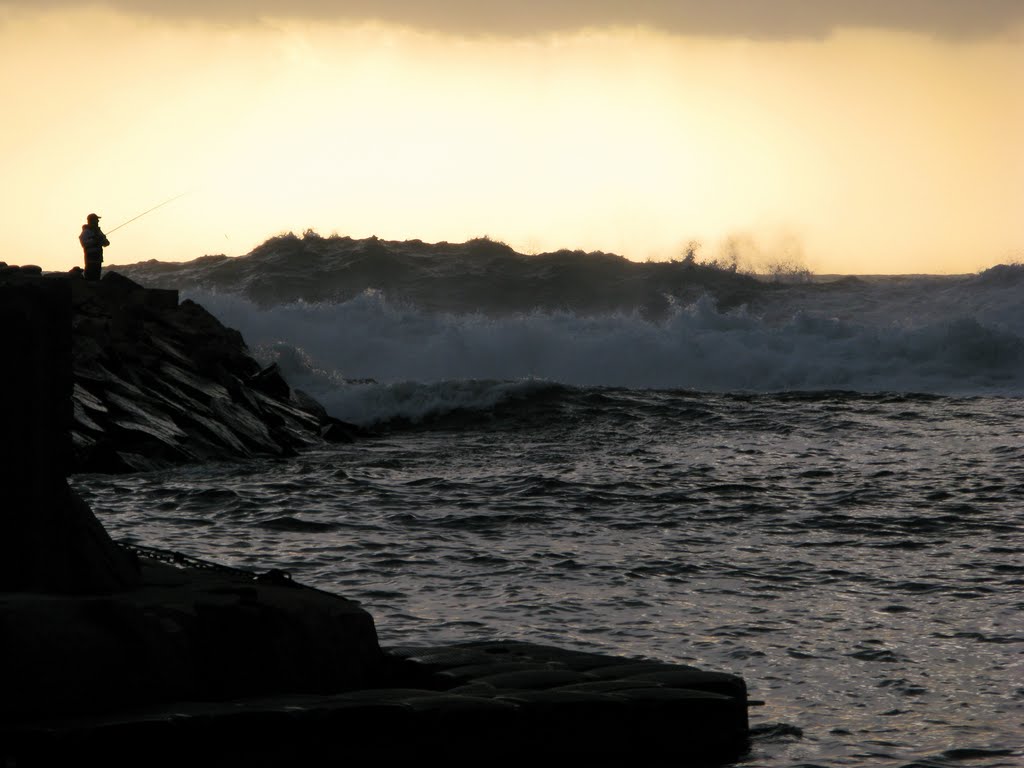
69, 271, 361, 473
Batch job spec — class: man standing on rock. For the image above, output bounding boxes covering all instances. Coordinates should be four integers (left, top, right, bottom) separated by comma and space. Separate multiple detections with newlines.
79, 213, 109, 280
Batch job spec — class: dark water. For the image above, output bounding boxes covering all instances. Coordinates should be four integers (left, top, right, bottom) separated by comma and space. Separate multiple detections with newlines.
75, 389, 1024, 767
92, 246, 1024, 763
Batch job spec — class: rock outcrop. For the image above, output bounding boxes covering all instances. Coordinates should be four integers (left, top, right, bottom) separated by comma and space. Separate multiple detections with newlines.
69, 270, 360, 473
0, 271, 140, 594
5, 634, 751, 766
0, 268, 382, 709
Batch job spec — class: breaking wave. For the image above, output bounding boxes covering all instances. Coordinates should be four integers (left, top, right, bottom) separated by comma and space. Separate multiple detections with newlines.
187, 287, 1024, 426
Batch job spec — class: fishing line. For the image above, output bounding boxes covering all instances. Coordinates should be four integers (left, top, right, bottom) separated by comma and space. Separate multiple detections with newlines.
106, 191, 192, 234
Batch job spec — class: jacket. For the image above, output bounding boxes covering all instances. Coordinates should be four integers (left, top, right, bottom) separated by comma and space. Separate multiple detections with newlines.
80, 225, 109, 260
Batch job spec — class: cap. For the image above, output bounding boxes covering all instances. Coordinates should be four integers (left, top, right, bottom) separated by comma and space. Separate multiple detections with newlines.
87, 213, 100, 222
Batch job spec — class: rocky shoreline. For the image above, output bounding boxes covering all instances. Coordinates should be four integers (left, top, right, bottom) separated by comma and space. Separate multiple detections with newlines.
0, 268, 753, 765
3, 542, 751, 766
69, 271, 362, 474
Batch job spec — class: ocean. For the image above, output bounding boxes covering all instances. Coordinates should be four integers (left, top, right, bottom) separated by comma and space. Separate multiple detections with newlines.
75, 252, 1023, 767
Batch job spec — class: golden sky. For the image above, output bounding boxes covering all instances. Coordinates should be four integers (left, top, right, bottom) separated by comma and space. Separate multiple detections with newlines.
2, 2, 1022, 275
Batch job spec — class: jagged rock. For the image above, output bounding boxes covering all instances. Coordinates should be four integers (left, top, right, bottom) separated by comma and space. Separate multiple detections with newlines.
249, 361, 291, 399
68, 272, 347, 473
290, 388, 361, 443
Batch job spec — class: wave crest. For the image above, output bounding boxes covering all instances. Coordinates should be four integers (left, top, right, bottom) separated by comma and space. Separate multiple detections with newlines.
190, 288, 1024, 424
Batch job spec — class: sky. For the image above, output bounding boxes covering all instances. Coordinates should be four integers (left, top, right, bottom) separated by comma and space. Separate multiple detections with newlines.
2, 1, 1022, 275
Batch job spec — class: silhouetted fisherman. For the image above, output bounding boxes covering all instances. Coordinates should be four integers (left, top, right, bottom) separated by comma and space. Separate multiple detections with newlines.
79, 212, 109, 280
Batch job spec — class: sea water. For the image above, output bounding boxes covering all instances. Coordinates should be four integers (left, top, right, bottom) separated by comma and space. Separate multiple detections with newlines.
74, 269, 1023, 767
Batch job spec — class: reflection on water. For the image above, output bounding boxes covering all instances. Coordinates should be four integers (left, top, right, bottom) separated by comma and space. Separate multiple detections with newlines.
75, 392, 1024, 767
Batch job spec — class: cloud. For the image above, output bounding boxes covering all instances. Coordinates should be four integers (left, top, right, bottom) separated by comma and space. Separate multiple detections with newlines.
6, 0, 1024, 40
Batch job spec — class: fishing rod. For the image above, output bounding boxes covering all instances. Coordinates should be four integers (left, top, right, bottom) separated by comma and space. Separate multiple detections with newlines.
106, 191, 191, 234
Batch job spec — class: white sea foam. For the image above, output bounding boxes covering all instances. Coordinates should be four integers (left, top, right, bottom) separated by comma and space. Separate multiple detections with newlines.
187, 285, 1024, 424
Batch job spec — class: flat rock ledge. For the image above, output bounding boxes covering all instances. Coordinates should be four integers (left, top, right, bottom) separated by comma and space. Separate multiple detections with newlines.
1, 551, 750, 767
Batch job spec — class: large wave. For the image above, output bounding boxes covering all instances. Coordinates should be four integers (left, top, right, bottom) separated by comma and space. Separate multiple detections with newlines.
187, 286, 1024, 425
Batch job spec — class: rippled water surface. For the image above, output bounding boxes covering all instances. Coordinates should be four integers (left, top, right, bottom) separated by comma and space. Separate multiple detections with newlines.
74, 391, 1024, 767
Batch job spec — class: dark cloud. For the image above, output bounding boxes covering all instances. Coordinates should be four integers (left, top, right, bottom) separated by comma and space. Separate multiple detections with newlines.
9, 0, 1024, 40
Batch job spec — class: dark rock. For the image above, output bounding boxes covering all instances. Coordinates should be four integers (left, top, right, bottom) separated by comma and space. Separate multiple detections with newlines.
0, 555, 381, 719
98, 267, 145, 299
2, 633, 751, 766
292, 387, 329, 421
321, 418, 359, 443
290, 390, 365, 443
0, 277, 139, 593
0, 263, 44, 277
249, 362, 291, 399
67, 272, 346, 473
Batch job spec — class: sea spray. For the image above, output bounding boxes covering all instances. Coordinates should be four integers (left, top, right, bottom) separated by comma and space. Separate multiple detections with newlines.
186, 287, 1024, 427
